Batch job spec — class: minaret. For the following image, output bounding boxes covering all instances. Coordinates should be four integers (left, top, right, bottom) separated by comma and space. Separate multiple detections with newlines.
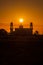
10, 22, 13, 33
30, 22, 33, 34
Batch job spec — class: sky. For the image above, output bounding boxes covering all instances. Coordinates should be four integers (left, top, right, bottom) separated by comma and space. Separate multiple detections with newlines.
0, 0, 43, 34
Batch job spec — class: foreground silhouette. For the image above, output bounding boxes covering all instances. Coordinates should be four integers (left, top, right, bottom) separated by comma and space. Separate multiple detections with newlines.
0, 23, 43, 65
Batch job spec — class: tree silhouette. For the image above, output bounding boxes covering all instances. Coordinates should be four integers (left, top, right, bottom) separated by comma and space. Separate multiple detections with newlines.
0, 29, 8, 39
34, 31, 39, 35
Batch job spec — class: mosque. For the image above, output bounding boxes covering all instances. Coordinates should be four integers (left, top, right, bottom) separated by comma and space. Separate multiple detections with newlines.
10, 22, 33, 36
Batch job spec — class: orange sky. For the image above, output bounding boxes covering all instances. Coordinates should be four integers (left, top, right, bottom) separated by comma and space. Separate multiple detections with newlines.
0, 0, 43, 34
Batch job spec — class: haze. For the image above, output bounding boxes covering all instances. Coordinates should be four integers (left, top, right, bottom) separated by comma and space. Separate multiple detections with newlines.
0, 0, 43, 34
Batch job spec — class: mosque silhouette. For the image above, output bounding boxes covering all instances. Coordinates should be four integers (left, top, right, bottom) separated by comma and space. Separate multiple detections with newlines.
10, 22, 33, 35
0, 22, 43, 65
0, 22, 42, 39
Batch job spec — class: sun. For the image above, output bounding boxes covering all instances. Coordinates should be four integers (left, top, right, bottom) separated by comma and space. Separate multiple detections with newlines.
19, 18, 24, 23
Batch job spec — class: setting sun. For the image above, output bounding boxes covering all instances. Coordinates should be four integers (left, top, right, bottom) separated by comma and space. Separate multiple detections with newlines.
19, 18, 24, 23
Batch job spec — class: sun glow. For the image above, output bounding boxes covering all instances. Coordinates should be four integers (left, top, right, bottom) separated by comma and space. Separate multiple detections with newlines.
19, 18, 24, 23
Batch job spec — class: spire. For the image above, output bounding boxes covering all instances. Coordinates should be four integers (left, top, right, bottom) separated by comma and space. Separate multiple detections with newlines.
30, 22, 33, 29
10, 22, 13, 33
30, 22, 33, 34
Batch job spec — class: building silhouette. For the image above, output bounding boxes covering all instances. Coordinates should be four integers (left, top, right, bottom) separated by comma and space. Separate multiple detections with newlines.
10, 22, 13, 33
0, 22, 43, 65
30, 22, 33, 34
10, 22, 33, 36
